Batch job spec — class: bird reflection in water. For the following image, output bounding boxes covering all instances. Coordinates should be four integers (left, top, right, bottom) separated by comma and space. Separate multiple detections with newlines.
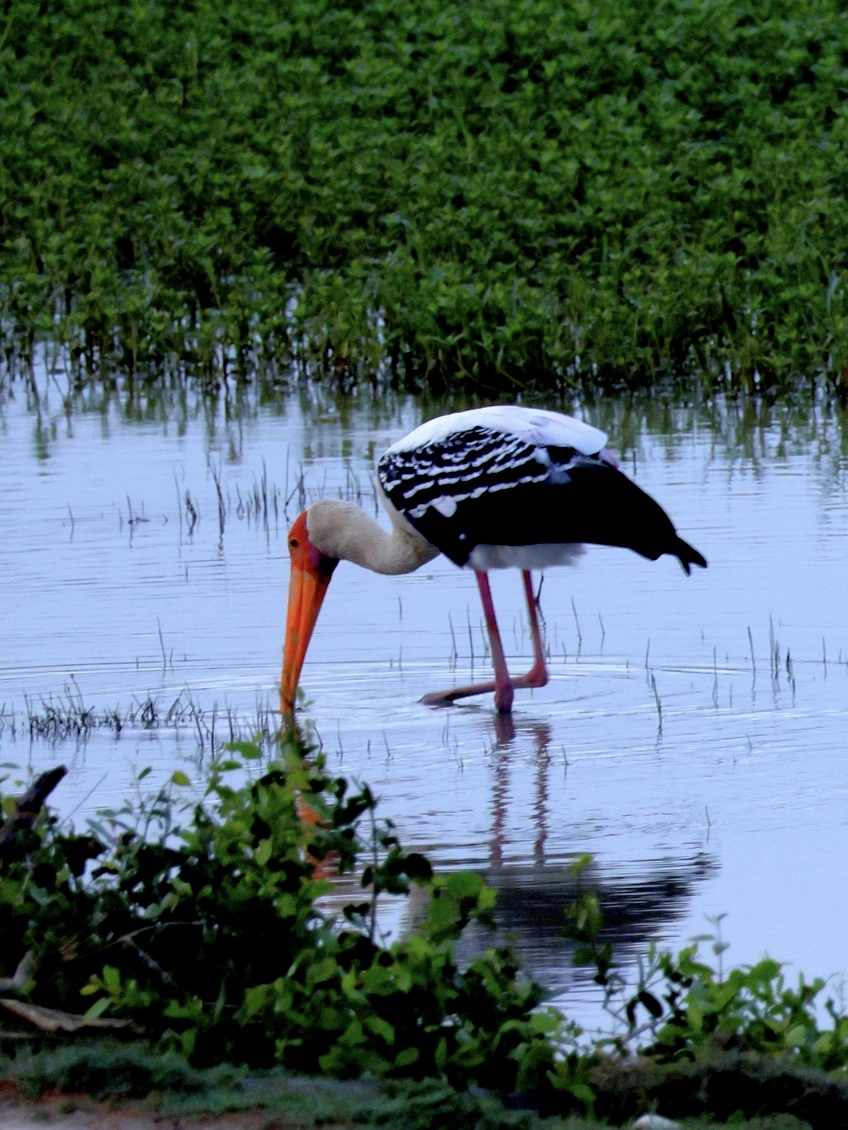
463, 712, 717, 1002
488, 713, 553, 871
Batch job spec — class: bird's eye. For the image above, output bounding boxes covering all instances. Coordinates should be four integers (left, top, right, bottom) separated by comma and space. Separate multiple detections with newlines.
289, 538, 299, 548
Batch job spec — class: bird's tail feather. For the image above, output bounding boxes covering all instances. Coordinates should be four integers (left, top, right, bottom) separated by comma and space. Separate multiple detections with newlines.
673, 537, 707, 575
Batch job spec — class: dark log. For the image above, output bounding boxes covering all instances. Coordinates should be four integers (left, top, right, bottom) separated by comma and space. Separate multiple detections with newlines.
0, 766, 67, 863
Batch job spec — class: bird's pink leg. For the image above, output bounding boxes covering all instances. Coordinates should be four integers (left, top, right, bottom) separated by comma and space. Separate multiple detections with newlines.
421, 571, 549, 712
421, 570, 514, 712
514, 570, 548, 689
477, 570, 515, 712
462, 571, 549, 696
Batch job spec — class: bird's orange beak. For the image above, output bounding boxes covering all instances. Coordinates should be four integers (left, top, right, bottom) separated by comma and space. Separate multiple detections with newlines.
281, 511, 338, 723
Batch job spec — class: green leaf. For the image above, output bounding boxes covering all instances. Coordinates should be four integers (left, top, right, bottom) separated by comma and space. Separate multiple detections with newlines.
638, 990, 663, 1019
308, 957, 338, 985
566, 1081, 595, 1107
394, 1046, 419, 1068
365, 1015, 395, 1045
83, 997, 110, 1021
531, 1009, 561, 1034
227, 742, 263, 760
243, 984, 269, 1017
445, 871, 484, 899
568, 854, 594, 878
103, 965, 121, 991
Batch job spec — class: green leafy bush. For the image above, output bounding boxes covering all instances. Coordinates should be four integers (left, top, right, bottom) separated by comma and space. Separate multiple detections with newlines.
5, 0, 848, 391
0, 739, 572, 1098
6, 750, 848, 1123
612, 940, 848, 1073
566, 884, 848, 1075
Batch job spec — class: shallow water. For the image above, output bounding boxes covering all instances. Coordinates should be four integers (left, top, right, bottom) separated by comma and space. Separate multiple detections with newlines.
2, 366, 848, 1026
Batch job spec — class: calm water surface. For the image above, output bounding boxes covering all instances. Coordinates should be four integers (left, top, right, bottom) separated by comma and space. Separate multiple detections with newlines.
2, 366, 848, 1025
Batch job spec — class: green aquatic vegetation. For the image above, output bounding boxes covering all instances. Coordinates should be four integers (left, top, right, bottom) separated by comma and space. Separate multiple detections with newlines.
4, 0, 848, 392
626, 944, 848, 1071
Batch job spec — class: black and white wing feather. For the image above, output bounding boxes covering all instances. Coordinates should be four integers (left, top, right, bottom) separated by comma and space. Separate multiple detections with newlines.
381, 425, 550, 522
378, 407, 706, 573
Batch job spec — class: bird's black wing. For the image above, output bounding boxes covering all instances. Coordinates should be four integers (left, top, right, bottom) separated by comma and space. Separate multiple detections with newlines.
379, 426, 551, 563
378, 426, 706, 572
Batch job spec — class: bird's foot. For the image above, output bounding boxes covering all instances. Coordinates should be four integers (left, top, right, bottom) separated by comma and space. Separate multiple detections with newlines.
510, 662, 548, 691
420, 663, 547, 712
420, 679, 499, 707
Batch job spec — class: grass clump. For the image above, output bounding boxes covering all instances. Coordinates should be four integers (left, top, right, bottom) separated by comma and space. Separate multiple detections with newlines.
4, 0, 848, 392
4, 1041, 242, 1100
0, 1049, 595, 1130
0, 1045, 830, 1128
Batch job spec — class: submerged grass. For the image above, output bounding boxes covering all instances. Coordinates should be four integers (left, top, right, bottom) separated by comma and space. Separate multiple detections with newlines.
12, 688, 277, 755
5, 0, 848, 393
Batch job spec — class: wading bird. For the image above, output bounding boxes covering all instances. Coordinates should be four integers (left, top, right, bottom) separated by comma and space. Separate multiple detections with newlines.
281, 406, 706, 718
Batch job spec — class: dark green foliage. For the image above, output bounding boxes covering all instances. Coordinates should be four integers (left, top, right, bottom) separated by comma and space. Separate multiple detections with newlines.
0, 741, 567, 1097
5, 752, 848, 1124
587, 1051, 848, 1128
0, 1044, 837, 1128
631, 947, 848, 1071
2, 1043, 832, 1127
4, 0, 848, 391
565, 885, 848, 1075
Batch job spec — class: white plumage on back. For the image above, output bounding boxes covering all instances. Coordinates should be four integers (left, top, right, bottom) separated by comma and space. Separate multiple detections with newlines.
385, 406, 607, 457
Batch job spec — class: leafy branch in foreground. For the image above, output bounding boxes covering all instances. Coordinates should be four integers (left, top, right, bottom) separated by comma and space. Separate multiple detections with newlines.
5, 751, 848, 1125
0, 740, 576, 1101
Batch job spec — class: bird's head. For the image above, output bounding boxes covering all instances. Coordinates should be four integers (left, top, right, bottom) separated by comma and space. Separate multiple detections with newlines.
281, 509, 339, 722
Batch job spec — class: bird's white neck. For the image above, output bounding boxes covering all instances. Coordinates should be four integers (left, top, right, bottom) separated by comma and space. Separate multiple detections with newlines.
306, 499, 439, 576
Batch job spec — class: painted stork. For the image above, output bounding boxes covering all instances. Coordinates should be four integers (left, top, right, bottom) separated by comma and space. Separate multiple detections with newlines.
281, 406, 706, 718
